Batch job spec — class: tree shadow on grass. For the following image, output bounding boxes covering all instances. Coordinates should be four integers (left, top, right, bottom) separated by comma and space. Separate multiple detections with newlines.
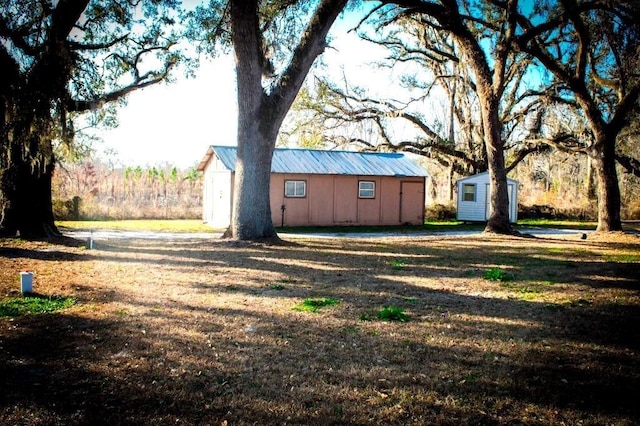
2, 301, 638, 425
0, 246, 86, 262
0, 312, 233, 424
78, 235, 640, 351
2, 234, 639, 424
2, 287, 639, 425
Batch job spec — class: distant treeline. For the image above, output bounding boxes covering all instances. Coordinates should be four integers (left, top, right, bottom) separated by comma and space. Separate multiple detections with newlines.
53, 161, 202, 220
53, 149, 640, 222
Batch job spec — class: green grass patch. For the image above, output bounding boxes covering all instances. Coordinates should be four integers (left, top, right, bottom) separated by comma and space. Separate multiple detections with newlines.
515, 219, 597, 230
0, 295, 75, 317
483, 268, 513, 282
293, 297, 339, 313
522, 218, 639, 232
604, 254, 640, 262
377, 306, 410, 322
390, 259, 406, 270
57, 219, 217, 233
499, 281, 555, 299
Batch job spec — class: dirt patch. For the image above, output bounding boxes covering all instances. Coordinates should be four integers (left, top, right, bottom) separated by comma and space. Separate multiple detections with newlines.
1, 233, 639, 425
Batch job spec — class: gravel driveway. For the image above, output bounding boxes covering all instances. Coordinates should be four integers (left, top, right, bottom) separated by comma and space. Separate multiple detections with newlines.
65, 227, 593, 243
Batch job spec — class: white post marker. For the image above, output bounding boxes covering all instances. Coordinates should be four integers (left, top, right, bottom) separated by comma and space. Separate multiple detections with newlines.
20, 271, 34, 294
87, 230, 94, 249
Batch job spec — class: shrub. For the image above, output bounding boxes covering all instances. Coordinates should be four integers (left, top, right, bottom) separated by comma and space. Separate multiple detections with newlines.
425, 203, 456, 221
52, 196, 82, 220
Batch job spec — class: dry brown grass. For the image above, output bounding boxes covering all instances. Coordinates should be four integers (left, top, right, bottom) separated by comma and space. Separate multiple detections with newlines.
1, 232, 639, 425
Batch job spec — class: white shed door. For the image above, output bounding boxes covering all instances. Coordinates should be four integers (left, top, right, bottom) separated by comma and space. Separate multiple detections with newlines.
485, 183, 515, 222
210, 172, 231, 228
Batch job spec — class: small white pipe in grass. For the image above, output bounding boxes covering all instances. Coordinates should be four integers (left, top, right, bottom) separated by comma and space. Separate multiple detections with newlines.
87, 230, 94, 249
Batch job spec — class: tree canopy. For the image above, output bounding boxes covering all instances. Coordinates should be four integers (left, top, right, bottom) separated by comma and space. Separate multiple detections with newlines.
0, 0, 191, 237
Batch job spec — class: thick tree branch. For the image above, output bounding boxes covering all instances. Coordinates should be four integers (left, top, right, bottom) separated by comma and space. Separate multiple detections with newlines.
527, 133, 589, 154
607, 84, 640, 136
615, 152, 640, 177
505, 143, 551, 173
270, 0, 347, 118
67, 33, 129, 51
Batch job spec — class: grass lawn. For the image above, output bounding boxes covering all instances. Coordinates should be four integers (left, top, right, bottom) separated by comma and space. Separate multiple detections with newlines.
57, 219, 220, 233
1, 231, 639, 424
58, 218, 640, 234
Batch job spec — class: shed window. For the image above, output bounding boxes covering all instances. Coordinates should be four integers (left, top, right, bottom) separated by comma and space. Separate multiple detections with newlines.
285, 180, 306, 198
358, 181, 376, 198
462, 183, 476, 202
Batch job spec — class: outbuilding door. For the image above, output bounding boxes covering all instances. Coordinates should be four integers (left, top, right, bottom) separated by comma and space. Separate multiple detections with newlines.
484, 183, 515, 222
209, 172, 232, 228
400, 181, 424, 224
333, 176, 358, 223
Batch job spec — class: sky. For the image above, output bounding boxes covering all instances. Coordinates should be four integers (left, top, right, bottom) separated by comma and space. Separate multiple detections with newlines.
91, 55, 237, 169
89, 8, 415, 170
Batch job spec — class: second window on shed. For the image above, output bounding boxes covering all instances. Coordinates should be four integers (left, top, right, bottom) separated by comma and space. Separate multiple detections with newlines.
358, 181, 376, 198
285, 180, 306, 197
462, 183, 476, 202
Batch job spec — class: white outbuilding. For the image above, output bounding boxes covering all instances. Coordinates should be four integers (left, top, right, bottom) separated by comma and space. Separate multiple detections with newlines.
456, 172, 518, 223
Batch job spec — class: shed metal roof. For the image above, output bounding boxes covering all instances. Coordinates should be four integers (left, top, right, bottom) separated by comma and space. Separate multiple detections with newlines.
199, 145, 428, 177
456, 171, 518, 184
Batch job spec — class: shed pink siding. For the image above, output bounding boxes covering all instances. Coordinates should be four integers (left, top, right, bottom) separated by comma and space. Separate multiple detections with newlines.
401, 181, 425, 224
357, 177, 381, 224
266, 173, 425, 227
333, 176, 358, 224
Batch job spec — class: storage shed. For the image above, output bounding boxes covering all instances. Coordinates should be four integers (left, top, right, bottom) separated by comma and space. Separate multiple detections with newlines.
197, 146, 429, 228
456, 172, 518, 223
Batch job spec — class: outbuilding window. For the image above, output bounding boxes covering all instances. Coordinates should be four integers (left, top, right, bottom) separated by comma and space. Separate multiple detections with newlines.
462, 183, 476, 202
358, 181, 376, 198
285, 180, 306, 198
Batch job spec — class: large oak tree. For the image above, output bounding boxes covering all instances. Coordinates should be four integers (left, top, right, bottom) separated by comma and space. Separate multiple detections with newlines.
230, 0, 347, 240
0, 0, 186, 238
512, 0, 640, 231
193, 0, 347, 240
371, 0, 529, 234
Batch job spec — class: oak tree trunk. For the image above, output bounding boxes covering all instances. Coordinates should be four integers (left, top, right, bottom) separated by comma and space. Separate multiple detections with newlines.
482, 96, 512, 234
0, 141, 59, 239
485, 171, 511, 233
231, 110, 279, 240
447, 162, 454, 201
591, 138, 623, 232
450, 16, 513, 235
